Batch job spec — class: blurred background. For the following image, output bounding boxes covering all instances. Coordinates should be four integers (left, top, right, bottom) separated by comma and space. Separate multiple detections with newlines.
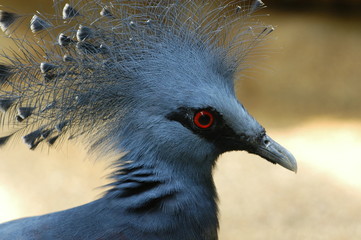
0, 0, 360, 239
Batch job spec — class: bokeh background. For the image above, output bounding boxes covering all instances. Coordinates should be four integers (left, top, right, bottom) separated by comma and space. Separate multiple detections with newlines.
0, 0, 360, 239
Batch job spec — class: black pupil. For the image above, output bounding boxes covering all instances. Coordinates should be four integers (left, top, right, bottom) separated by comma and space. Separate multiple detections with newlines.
199, 113, 211, 126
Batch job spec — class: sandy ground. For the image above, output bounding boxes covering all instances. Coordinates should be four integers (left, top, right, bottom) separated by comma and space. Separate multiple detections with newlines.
1, 118, 361, 240
217, 119, 361, 240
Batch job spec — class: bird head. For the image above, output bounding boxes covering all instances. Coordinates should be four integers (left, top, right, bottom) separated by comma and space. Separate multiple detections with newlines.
112, 39, 297, 174
0, 1, 296, 174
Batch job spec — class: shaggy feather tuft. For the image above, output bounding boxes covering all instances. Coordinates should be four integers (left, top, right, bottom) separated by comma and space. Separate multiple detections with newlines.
0, 0, 272, 154
0, 10, 18, 32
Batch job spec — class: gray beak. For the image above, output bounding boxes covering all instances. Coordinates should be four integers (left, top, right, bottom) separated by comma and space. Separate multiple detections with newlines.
251, 135, 297, 172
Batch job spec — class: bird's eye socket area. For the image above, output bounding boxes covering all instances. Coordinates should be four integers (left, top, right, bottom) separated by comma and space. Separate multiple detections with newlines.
193, 110, 214, 129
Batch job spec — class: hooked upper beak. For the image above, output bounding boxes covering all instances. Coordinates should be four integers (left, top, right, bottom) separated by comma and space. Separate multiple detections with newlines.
249, 135, 297, 172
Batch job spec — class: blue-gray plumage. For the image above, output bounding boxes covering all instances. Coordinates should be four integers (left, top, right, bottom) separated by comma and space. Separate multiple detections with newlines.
0, 0, 297, 239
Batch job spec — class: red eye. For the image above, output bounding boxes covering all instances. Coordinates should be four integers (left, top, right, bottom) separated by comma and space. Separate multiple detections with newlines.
194, 110, 214, 129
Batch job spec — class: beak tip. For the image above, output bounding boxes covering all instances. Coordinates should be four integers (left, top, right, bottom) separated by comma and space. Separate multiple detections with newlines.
280, 155, 298, 173
255, 135, 298, 174
288, 162, 298, 173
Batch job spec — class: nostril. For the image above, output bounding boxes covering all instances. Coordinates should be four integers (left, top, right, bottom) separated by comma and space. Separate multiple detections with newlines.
264, 138, 270, 146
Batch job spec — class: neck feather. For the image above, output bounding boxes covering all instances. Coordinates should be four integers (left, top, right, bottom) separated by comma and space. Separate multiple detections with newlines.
104, 153, 219, 239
